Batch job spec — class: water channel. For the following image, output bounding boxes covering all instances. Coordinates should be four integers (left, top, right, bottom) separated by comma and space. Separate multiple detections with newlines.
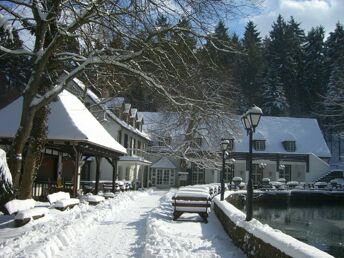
230, 192, 344, 258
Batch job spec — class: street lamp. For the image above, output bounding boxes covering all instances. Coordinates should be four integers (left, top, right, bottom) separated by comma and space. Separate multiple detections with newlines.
228, 158, 236, 190
220, 139, 230, 201
241, 105, 263, 221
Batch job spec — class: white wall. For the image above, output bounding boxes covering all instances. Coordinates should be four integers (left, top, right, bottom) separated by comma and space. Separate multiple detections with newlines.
306, 153, 330, 182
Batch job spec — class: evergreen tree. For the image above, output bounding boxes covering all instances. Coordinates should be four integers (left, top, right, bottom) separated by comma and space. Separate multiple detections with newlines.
302, 26, 326, 113
326, 22, 344, 71
0, 28, 30, 108
323, 58, 344, 131
323, 23, 344, 131
263, 15, 305, 116
239, 21, 264, 109
285, 17, 305, 115
262, 69, 289, 115
263, 15, 289, 115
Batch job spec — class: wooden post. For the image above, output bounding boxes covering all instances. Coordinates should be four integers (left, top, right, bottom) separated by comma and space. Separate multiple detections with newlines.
73, 148, 82, 197
95, 156, 101, 194
112, 157, 118, 193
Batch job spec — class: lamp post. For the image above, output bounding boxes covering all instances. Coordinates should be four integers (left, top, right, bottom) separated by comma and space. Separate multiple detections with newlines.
228, 158, 236, 190
220, 139, 230, 201
241, 105, 263, 221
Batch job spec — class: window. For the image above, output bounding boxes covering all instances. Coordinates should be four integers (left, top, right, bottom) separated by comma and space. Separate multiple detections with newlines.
163, 170, 169, 184
125, 167, 130, 180
157, 169, 163, 184
224, 164, 234, 182
283, 141, 296, 152
253, 140, 265, 151
279, 165, 291, 182
252, 164, 263, 186
124, 134, 129, 148
118, 130, 122, 144
191, 164, 205, 184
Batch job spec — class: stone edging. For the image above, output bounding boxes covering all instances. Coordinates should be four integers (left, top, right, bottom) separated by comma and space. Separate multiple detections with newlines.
214, 202, 293, 258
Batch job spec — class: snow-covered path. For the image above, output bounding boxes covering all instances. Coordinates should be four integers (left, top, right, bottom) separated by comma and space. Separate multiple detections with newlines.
56, 190, 163, 258
0, 189, 245, 258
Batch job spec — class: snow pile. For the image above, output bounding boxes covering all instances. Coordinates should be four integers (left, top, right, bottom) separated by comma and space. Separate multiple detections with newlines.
0, 149, 13, 199
143, 190, 245, 258
0, 191, 147, 257
15, 207, 49, 220
84, 195, 105, 203
214, 193, 333, 258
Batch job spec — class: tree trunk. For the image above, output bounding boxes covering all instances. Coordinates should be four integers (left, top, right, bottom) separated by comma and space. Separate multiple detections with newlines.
18, 105, 48, 199
8, 97, 37, 195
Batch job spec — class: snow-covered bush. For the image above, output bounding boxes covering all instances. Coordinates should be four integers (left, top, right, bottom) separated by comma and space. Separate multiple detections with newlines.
0, 148, 13, 213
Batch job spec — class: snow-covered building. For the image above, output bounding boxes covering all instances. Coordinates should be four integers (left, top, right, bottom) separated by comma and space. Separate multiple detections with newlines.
0, 90, 126, 196
68, 78, 151, 187
142, 112, 331, 188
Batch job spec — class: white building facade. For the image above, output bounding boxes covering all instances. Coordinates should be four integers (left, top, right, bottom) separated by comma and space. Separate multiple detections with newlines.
142, 113, 331, 188
69, 79, 151, 187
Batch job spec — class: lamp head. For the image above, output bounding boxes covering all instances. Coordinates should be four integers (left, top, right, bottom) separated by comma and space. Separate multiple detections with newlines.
220, 139, 230, 151
241, 114, 251, 131
247, 105, 263, 131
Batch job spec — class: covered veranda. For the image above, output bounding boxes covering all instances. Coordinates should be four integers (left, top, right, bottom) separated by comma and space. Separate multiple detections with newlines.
0, 90, 127, 197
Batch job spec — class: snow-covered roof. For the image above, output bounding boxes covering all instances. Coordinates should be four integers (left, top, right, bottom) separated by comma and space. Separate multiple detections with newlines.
252, 131, 266, 140
142, 112, 331, 158
282, 132, 296, 141
235, 116, 331, 158
72, 78, 150, 141
104, 97, 125, 108
151, 157, 176, 169
0, 90, 126, 155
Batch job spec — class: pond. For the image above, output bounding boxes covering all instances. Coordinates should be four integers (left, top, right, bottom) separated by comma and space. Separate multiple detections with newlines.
232, 193, 344, 258
253, 204, 344, 258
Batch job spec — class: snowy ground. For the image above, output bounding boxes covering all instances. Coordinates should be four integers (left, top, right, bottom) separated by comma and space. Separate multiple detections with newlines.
0, 189, 245, 258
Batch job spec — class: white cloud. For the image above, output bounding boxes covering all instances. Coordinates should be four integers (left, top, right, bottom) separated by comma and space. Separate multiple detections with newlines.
247, 0, 344, 37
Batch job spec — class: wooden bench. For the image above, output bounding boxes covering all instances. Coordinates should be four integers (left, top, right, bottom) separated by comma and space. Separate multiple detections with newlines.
102, 183, 113, 192
84, 194, 105, 205
4, 199, 49, 227
172, 191, 211, 223
47, 192, 80, 211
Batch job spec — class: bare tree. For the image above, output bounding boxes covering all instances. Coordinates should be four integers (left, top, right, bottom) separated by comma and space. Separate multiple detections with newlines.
0, 0, 261, 199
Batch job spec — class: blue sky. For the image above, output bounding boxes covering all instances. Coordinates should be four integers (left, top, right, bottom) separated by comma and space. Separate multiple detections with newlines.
228, 0, 344, 38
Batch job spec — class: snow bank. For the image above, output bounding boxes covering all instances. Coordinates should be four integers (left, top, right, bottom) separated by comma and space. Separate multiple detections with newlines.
0, 148, 12, 197
54, 198, 80, 209
0, 191, 147, 257
14, 207, 49, 220
214, 194, 333, 258
84, 195, 105, 203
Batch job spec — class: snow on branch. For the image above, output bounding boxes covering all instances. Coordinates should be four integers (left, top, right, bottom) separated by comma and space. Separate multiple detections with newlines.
0, 14, 14, 41
0, 45, 35, 56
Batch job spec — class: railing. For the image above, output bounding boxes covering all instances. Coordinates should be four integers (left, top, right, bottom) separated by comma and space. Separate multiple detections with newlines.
126, 148, 146, 158
32, 181, 73, 200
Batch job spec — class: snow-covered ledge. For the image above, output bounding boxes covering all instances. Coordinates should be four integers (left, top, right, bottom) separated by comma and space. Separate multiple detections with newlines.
213, 192, 333, 258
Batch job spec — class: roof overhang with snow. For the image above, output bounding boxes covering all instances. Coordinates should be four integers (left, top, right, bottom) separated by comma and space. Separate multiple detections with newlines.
0, 90, 127, 158
151, 157, 177, 169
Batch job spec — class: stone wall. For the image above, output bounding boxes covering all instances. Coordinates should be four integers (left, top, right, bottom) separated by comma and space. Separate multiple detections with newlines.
214, 202, 292, 258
